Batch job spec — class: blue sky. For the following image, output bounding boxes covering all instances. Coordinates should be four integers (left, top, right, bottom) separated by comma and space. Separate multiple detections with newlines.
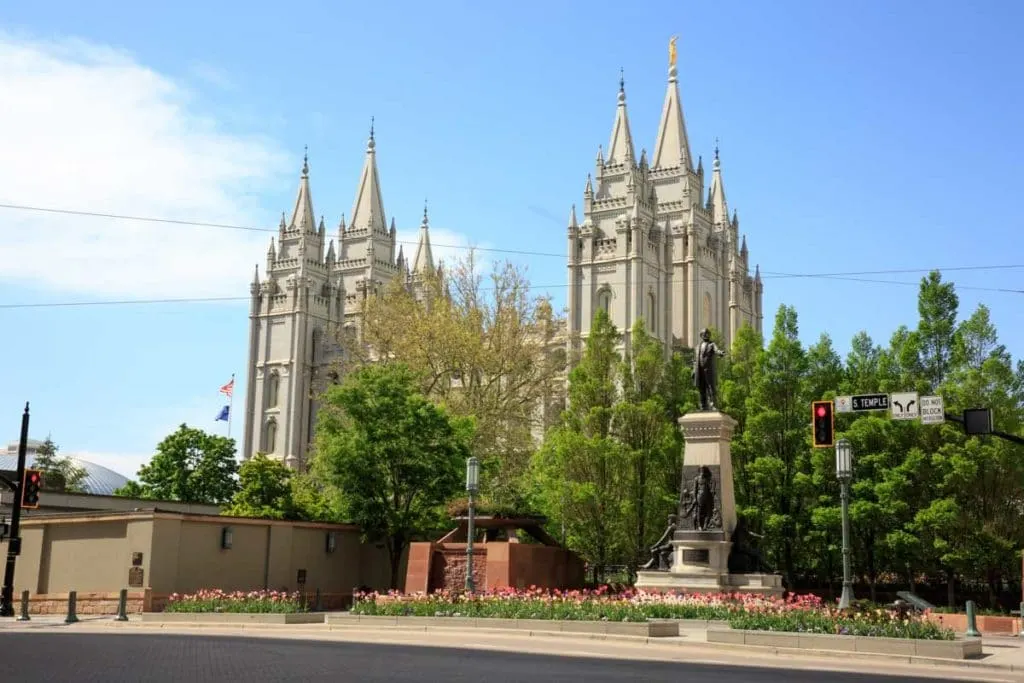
1, 1, 1021, 478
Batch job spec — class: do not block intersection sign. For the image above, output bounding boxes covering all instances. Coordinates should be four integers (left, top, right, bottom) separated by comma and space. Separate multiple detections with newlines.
920, 395, 945, 424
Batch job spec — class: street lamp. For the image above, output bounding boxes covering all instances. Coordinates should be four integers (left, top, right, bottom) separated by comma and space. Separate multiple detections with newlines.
835, 438, 854, 609
465, 456, 480, 593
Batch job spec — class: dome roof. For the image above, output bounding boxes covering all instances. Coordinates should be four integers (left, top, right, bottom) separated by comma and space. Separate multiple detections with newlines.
1, 439, 131, 496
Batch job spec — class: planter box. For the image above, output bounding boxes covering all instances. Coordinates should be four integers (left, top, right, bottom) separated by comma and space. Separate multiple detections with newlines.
706, 628, 982, 660
328, 614, 678, 637
140, 612, 326, 625
926, 612, 1022, 635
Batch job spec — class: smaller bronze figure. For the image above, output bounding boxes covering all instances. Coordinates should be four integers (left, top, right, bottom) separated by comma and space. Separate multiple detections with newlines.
641, 514, 678, 571
693, 328, 726, 411
727, 517, 772, 573
682, 466, 717, 531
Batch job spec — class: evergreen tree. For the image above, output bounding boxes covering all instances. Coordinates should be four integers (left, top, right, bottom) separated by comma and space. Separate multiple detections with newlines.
32, 436, 87, 493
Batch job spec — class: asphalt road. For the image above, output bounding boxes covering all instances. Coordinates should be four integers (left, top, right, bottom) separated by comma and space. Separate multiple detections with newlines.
0, 632, 954, 682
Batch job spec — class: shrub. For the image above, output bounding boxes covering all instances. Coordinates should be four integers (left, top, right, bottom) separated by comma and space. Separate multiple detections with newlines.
164, 589, 305, 613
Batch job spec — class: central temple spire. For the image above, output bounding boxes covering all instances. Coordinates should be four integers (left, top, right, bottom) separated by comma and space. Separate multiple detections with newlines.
349, 118, 387, 234
652, 36, 693, 171
606, 69, 636, 166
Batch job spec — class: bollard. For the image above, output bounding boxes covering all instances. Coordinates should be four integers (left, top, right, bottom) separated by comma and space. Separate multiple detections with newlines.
314, 588, 322, 612
965, 599, 980, 638
16, 590, 30, 622
64, 590, 79, 624
115, 588, 129, 621
1019, 602, 1024, 638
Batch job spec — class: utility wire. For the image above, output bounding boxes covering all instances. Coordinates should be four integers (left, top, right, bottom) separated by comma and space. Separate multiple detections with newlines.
3, 272, 1020, 310
3, 202, 1024, 279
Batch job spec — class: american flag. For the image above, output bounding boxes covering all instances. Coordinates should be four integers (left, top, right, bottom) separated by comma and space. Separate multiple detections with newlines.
219, 376, 235, 399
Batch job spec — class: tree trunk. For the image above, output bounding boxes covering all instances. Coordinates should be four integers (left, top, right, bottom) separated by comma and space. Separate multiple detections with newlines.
946, 569, 956, 608
388, 538, 404, 590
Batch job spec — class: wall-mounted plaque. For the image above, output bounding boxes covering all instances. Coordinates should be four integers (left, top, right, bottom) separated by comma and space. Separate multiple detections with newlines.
296, 569, 307, 584
132, 552, 143, 567
682, 549, 710, 565
128, 567, 144, 587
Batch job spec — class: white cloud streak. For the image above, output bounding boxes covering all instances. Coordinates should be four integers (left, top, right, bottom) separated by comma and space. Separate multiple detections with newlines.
0, 32, 288, 299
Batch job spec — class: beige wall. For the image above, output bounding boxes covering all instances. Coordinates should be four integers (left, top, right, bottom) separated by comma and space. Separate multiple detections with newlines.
0, 510, 401, 598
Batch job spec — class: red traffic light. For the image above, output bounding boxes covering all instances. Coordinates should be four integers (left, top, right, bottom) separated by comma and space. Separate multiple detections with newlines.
21, 468, 42, 509
28, 472, 40, 484
812, 400, 835, 448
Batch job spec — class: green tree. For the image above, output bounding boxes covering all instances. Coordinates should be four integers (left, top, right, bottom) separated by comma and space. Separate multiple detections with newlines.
530, 309, 628, 581
32, 436, 87, 493
223, 453, 295, 519
737, 305, 811, 584
114, 424, 239, 504
614, 320, 679, 573
311, 363, 472, 588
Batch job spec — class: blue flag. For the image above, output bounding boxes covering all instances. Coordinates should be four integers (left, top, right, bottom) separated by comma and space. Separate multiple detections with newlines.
215, 405, 230, 422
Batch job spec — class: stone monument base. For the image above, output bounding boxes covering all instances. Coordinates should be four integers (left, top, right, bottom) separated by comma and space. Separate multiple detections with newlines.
634, 569, 784, 596
635, 533, 784, 596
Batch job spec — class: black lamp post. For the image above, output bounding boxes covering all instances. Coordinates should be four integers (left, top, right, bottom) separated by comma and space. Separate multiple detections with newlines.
835, 437, 854, 609
465, 456, 480, 593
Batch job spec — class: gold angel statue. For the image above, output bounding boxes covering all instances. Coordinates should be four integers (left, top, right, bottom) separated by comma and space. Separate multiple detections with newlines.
669, 36, 678, 67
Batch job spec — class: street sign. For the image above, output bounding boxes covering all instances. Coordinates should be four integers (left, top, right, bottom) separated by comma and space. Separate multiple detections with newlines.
920, 396, 945, 425
852, 394, 889, 412
835, 396, 853, 413
890, 392, 919, 420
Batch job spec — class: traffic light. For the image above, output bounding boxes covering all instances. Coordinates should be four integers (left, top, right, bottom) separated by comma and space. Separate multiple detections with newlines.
812, 400, 835, 448
21, 469, 41, 509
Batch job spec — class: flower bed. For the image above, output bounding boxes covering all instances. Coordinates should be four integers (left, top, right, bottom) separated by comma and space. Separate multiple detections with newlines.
352, 587, 955, 640
164, 589, 306, 613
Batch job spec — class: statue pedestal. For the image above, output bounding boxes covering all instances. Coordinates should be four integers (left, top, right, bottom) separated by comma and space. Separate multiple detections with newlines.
636, 411, 783, 596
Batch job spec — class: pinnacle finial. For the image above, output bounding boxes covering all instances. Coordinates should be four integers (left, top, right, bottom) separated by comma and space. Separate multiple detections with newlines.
713, 138, 721, 170
367, 117, 376, 151
302, 145, 309, 176
423, 198, 429, 224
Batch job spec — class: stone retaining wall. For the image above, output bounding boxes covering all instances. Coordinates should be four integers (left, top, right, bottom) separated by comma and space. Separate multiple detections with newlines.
926, 611, 1022, 635
22, 591, 151, 615
707, 628, 982, 660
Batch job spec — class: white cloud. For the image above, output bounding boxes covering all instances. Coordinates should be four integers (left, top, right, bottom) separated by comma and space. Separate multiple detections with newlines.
0, 32, 289, 299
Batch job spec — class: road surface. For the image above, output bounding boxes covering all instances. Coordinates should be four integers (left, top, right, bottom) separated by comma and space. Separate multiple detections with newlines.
0, 632, 954, 682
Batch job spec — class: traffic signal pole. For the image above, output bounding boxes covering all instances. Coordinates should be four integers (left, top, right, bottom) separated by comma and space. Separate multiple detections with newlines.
0, 403, 30, 617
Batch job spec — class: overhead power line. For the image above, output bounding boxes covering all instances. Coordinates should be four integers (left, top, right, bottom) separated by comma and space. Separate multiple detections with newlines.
2, 272, 1021, 311
0, 202, 564, 258
4, 202, 1024, 279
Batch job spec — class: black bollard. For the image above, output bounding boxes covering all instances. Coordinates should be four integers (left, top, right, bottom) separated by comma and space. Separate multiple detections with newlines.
115, 588, 128, 621
16, 590, 29, 621
64, 590, 79, 624
314, 588, 322, 612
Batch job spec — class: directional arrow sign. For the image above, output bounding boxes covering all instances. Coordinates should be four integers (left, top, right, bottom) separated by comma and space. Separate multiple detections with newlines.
890, 392, 920, 420
851, 394, 889, 412
920, 395, 945, 425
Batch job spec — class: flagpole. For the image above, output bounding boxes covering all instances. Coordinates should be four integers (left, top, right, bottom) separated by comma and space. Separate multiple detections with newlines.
227, 373, 235, 439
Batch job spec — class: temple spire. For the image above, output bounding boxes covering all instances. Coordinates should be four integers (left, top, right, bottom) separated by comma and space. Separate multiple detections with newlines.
606, 69, 635, 165
652, 36, 693, 171
709, 140, 728, 226
288, 148, 316, 233
412, 199, 434, 275
348, 119, 387, 234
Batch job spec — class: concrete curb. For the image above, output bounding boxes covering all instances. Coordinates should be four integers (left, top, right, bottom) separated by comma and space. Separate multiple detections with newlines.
328, 614, 678, 637
707, 627, 983, 660
58, 619, 1020, 674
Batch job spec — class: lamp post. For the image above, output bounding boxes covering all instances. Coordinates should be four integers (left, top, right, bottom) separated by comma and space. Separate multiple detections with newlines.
835, 437, 854, 610
465, 456, 480, 593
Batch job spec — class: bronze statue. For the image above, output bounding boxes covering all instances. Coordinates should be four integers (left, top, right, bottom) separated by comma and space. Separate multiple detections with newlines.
641, 514, 677, 571
682, 466, 717, 531
727, 517, 772, 573
694, 328, 726, 411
